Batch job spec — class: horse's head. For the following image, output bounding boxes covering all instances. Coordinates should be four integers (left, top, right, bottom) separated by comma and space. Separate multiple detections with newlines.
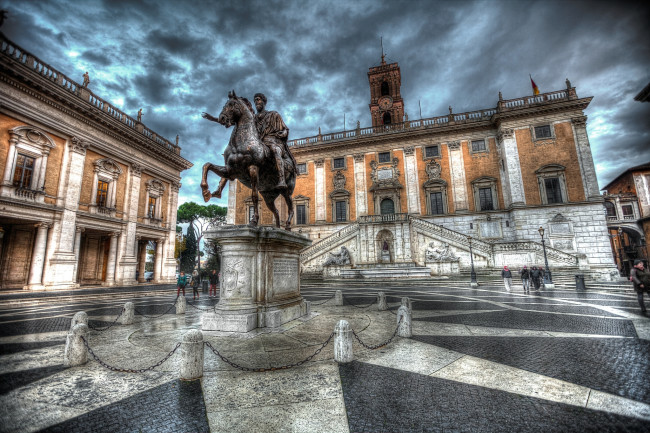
217, 90, 254, 128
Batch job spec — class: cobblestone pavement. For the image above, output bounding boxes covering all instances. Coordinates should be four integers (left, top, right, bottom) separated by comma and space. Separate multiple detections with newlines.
0, 281, 649, 432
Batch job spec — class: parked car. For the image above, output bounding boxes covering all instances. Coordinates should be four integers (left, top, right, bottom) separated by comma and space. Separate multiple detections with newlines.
144, 271, 154, 282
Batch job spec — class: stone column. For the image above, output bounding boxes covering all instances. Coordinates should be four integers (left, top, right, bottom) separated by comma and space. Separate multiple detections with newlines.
334, 320, 353, 363
154, 238, 165, 282
571, 116, 601, 201
73, 227, 84, 284
403, 146, 421, 214
1, 133, 17, 186
353, 153, 368, 217
104, 232, 119, 286
314, 159, 326, 222
447, 141, 469, 212
137, 237, 147, 282
497, 128, 526, 207
26, 222, 51, 289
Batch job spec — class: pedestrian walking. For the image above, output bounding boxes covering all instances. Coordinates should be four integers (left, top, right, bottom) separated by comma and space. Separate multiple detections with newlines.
192, 269, 200, 300
531, 266, 542, 291
539, 266, 546, 288
209, 269, 218, 298
176, 271, 187, 297
501, 265, 513, 292
630, 259, 649, 314
520, 265, 530, 293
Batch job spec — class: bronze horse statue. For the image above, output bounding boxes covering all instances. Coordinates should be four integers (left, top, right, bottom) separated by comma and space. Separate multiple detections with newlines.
200, 91, 296, 230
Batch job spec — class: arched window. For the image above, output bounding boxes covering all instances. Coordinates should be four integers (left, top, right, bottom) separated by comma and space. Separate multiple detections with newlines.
380, 198, 395, 215
383, 112, 392, 125
604, 201, 617, 218
381, 81, 389, 96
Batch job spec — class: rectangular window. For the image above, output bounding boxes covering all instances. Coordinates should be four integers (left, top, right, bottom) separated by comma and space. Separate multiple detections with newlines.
479, 187, 494, 211
12, 153, 35, 188
430, 192, 444, 215
622, 205, 634, 217
471, 140, 486, 152
424, 145, 439, 158
96, 180, 109, 207
296, 204, 306, 225
544, 178, 563, 204
335, 201, 347, 222
148, 197, 157, 218
333, 157, 345, 169
378, 152, 391, 163
534, 125, 552, 138
297, 163, 307, 174
248, 206, 255, 222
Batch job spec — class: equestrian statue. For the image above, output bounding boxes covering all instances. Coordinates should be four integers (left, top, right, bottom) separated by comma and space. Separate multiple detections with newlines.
201, 91, 297, 230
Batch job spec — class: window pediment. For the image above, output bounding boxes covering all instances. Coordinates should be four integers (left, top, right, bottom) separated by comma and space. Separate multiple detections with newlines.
536, 164, 565, 174
471, 176, 497, 186
10, 126, 56, 151
94, 158, 123, 177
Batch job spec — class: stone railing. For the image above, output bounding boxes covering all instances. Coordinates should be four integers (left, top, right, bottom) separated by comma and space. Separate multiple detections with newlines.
0, 36, 179, 155
300, 222, 360, 262
358, 213, 409, 224
14, 187, 44, 200
493, 241, 577, 265
498, 89, 575, 112
410, 216, 492, 255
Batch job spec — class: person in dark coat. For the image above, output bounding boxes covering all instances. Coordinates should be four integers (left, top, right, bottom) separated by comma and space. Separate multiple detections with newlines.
530, 266, 542, 291
501, 266, 513, 292
630, 259, 649, 314
209, 269, 218, 298
520, 265, 530, 293
191, 269, 200, 300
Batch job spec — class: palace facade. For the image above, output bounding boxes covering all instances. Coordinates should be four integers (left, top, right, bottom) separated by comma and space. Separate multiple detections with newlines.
228, 57, 617, 280
0, 35, 192, 290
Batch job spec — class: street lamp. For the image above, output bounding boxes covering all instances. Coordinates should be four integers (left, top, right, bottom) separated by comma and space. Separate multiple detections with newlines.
538, 226, 553, 288
468, 235, 478, 287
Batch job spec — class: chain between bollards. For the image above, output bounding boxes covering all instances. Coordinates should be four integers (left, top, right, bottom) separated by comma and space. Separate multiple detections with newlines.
81, 336, 181, 373
342, 295, 375, 309
87, 307, 124, 332
204, 332, 335, 372
351, 316, 403, 350
310, 293, 337, 306
185, 299, 218, 312
133, 296, 179, 318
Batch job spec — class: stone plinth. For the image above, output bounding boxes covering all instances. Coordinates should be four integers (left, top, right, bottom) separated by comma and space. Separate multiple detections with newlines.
426, 260, 460, 275
202, 225, 312, 332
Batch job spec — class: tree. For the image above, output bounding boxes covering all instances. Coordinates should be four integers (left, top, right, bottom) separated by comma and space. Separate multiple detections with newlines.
180, 224, 196, 273
177, 202, 227, 277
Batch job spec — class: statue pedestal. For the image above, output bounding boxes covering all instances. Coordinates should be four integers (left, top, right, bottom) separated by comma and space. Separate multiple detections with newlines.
202, 225, 311, 332
426, 260, 460, 276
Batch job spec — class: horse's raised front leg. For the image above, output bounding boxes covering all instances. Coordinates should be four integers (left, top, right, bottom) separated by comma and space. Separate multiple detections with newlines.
248, 165, 260, 226
201, 163, 229, 202
282, 190, 294, 231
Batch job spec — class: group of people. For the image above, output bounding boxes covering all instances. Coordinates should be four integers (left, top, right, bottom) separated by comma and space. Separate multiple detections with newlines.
501, 265, 547, 293
176, 269, 220, 300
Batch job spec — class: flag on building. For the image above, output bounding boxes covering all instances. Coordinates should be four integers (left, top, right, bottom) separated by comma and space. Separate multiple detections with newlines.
530, 75, 540, 95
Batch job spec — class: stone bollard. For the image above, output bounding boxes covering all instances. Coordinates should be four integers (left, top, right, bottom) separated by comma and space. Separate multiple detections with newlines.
334, 320, 353, 363
70, 311, 88, 332
401, 297, 412, 313
180, 329, 204, 380
176, 295, 186, 315
120, 302, 134, 325
335, 290, 343, 306
377, 292, 388, 311
64, 323, 89, 367
304, 300, 311, 316
397, 305, 412, 338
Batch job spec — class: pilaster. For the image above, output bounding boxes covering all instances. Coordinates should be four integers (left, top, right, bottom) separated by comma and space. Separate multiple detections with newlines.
571, 116, 601, 201
353, 153, 368, 217
104, 232, 119, 286
25, 222, 51, 290
497, 128, 526, 207
447, 141, 469, 212
314, 159, 326, 222
402, 146, 421, 214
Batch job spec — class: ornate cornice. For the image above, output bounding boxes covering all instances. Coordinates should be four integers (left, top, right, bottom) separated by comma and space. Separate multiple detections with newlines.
497, 128, 514, 143
403, 146, 415, 156
314, 159, 325, 168
69, 136, 88, 155
353, 153, 365, 162
571, 116, 587, 128
131, 163, 143, 177
447, 141, 461, 150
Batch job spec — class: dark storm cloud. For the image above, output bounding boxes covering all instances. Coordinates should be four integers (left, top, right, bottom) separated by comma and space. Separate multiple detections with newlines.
2, 0, 649, 204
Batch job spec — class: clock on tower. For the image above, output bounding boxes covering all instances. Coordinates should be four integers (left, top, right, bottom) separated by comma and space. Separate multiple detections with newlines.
368, 55, 404, 127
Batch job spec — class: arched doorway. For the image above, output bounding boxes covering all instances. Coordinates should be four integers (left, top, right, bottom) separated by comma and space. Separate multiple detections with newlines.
380, 198, 395, 215
376, 229, 394, 264
382, 112, 392, 125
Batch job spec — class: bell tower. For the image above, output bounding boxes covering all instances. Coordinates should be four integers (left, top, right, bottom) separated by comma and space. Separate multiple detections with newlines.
368, 53, 404, 127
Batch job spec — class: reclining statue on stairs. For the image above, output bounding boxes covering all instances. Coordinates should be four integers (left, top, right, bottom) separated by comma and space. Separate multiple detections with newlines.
323, 246, 351, 266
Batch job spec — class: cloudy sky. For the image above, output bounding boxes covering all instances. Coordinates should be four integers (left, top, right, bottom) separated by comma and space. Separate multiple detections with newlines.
2, 0, 649, 207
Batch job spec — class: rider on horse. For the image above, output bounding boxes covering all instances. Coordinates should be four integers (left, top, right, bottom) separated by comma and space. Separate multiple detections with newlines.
253, 93, 296, 189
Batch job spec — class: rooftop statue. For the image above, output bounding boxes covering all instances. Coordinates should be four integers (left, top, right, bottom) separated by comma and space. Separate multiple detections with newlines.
201, 90, 297, 230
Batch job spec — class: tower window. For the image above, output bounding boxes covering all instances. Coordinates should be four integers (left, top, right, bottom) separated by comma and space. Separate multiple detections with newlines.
382, 112, 392, 125
12, 154, 35, 188
381, 81, 389, 96
425, 145, 439, 158
378, 152, 391, 163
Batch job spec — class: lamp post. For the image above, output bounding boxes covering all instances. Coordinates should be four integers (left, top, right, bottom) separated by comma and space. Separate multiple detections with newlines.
538, 226, 554, 288
468, 235, 478, 288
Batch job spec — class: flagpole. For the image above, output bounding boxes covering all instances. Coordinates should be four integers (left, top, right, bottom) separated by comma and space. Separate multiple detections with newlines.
419, 100, 422, 119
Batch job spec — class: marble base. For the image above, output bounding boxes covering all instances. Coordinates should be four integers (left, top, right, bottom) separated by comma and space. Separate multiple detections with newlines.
201, 225, 311, 332
426, 261, 460, 276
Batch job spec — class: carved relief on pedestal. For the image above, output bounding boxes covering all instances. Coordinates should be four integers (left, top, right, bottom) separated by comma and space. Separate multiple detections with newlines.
221, 257, 251, 299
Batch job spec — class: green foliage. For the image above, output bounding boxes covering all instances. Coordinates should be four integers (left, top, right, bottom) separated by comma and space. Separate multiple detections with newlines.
176, 202, 227, 275
180, 225, 196, 273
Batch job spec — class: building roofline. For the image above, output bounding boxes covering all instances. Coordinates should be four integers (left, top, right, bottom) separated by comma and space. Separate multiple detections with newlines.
601, 162, 650, 191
